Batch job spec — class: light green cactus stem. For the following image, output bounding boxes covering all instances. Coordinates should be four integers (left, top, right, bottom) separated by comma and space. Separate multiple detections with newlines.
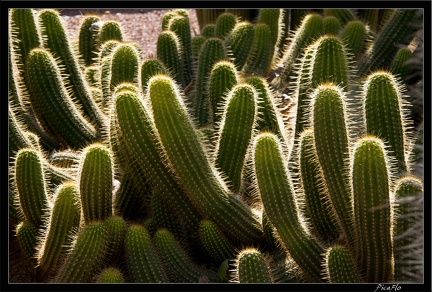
199, 219, 236, 265
393, 176, 423, 282
311, 84, 354, 247
84, 66, 99, 87
340, 20, 368, 58
323, 16, 341, 35
257, 9, 285, 63
79, 144, 113, 223
96, 267, 124, 283
98, 39, 120, 61
36, 183, 81, 275
113, 90, 202, 232
233, 248, 272, 283
154, 228, 219, 283
38, 9, 104, 130
54, 221, 108, 283
140, 58, 167, 92
104, 215, 127, 264
298, 129, 341, 244
224, 22, 254, 71
25, 49, 99, 149
215, 12, 237, 38
98, 20, 123, 44
162, 11, 178, 30
390, 47, 413, 80
275, 13, 323, 89
352, 136, 394, 283
324, 245, 363, 283
358, 9, 379, 32
168, 13, 194, 86
194, 38, 227, 126
201, 24, 216, 38
148, 75, 263, 244
243, 23, 273, 76
16, 220, 38, 261
191, 35, 206, 64
124, 224, 168, 283
215, 84, 256, 193
208, 61, 239, 124
14, 148, 49, 226
110, 44, 140, 91
324, 9, 356, 24
358, 9, 421, 75
253, 133, 324, 282
78, 15, 101, 66
363, 71, 411, 173
156, 30, 185, 87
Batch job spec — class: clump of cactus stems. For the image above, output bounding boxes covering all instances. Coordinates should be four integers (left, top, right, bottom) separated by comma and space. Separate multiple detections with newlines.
8, 8, 424, 284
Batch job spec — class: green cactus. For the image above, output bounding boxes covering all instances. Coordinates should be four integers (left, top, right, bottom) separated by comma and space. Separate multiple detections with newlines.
243, 23, 273, 76
140, 58, 167, 92
98, 20, 123, 44
323, 16, 341, 35
15, 220, 39, 261
191, 35, 206, 65
110, 43, 140, 91
324, 9, 356, 24
224, 21, 254, 71
36, 183, 81, 275
215, 12, 237, 38
112, 172, 145, 220
201, 24, 216, 38
95, 267, 124, 283
161, 11, 179, 30
358, 9, 379, 32
199, 219, 236, 265
25, 48, 99, 149
156, 30, 185, 87
390, 47, 413, 80
340, 20, 368, 58
232, 248, 272, 283
253, 133, 324, 282
324, 245, 363, 283
104, 215, 127, 265
257, 9, 285, 51
78, 15, 101, 66
54, 221, 108, 283
84, 66, 100, 87
352, 136, 394, 283
124, 224, 168, 283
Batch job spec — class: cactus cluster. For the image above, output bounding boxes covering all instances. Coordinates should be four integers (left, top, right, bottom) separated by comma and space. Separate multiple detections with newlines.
8, 8, 424, 284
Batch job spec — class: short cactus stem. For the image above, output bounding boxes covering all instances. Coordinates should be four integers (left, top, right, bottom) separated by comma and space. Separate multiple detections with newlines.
233, 248, 272, 283
191, 35, 206, 64
54, 221, 108, 283
340, 20, 368, 58
79, 144, 113, 223
156, 30, 185, 87
98, 20, 123, 44
224, 22, 254, 71
253, 133, 324, 282
140, 58, 167, 93
110, 44, 140, 91
390, 47, 413, 80
323, 9, 356, 24
257, 9, 284, 50
199, 219, 237, 264
96, 267, 124, 283
323, 16, 341, 35
324, 245, 363, 283
162, 11, 178, 30
104, 215, 127, 264
36, 183, 81, 275
201, 24, 216, 38
15, 220, 38, 261
243, 23, 273, 76
352, 136, 394, 283
215, 84, 257, 193
78, 15, 101, 66
125, 224, 168, 283
14, 148, 49, 227
215, 12, 237, 38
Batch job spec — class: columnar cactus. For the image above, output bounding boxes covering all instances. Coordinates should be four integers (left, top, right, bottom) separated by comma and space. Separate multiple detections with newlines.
232, 248, 272, 283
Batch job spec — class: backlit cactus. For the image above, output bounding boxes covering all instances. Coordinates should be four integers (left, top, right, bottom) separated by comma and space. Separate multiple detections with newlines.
232, 248, 272, 283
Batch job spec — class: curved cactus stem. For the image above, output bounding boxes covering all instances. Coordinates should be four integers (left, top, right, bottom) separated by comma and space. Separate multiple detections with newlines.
78, 15, 101, 66
140, 58, 167, 93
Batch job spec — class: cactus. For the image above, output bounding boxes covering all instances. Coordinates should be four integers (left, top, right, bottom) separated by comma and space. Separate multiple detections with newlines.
96, 267, 124, 283
156, 30, 185, 87
124, 224, 168, 283
104, 215, 127, 265
215, 12, 237, 38
324, 245, 363, 283
140, 58, 167, 92
243, 23, 273, 76
224, 21, 254, 71
36, 183, 81, 275
390, 47, 414, 81
324, 9, 356, 24
199, 219, 236, 265
98, 20, 123, 44
340, 20, 368, 58
232, 248, 272, 283
323, 16, 341, 35
78, 15, 101, 66
15, 220, 39, 261
110, 43, 140, 91
201, 24, 216, 38
351, 136, 394, 283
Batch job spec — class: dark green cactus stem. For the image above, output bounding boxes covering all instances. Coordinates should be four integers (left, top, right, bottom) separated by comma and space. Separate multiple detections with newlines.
168, 14, 194, 86
140, 58, 167, 92
261, 211, 279, 251
358, 9, 379, 32
234, 248, 272, 283
96, 267, 124, 283
196, 9, 225, 31
14, 148, 49, 226
390, 47, 413, 80
124, 224, 168, 283
243, 23, 273, 76
154, 228, 218, 283
324, 9, 356, 24
91, 87, 103, 107
98, 20, 123, 44
276, 13, 323, 89
98, 40, 120, 61
340, 20, 368, 58
49, 150, 80, 168
54, 221, 108, 283
84, 66, 99, 87
311, 84, 354, 247
363, 71, 411, 173
324, 245, 363, 283
110, 44, 140, 91
352, 136, 394, 283
358, 9, 421, 75
38, 9, 104, 130
201, 24, 216, 38
257, 9, 285, 63
194, 38, 227, 126
156, 30, 185, 87
79, 144, 113, 223
9, 109, 34, 161
199, 219, 236, 265
191, 35, 206, 64
215, 12, 237, 38
215, 84, 256, 193
224, 22, 254, 71
323, 16, 341, 35
37, 183, 81, 275
208, 60, 239, 124
78, 15, 101, 66
253, 133, 324, 282
162, 11, 178, 30
113, 90, 202, 232
104, 215, 127, 265
148, 76, 263, 244
100, 56, 113, 110
112, 172, 144, 220
393, 176, 423, 282
15, 220, 38, 261
298, 129, 341, 244
225, 9, 252, 21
